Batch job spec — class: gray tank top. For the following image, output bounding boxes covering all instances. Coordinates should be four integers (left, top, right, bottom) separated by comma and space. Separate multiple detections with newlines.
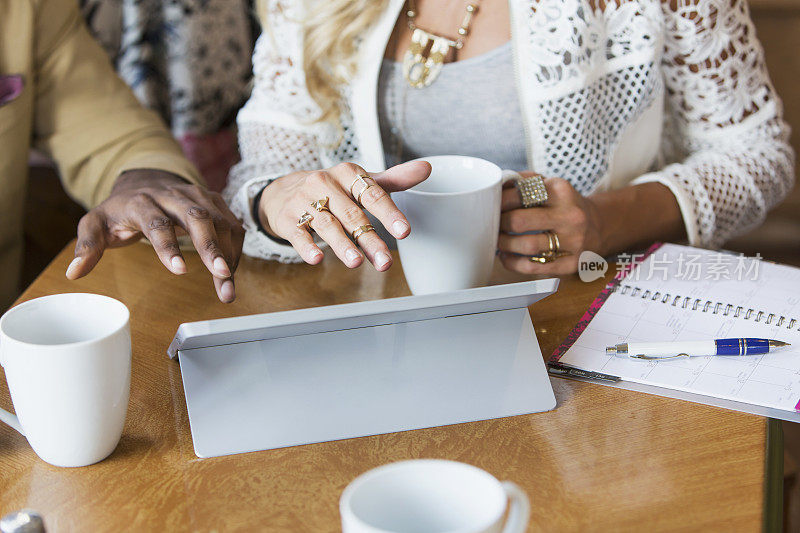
378, 42, 528, 171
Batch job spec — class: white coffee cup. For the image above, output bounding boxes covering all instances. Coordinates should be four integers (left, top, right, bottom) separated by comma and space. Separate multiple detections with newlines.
0, 293, 131, 467
340, 459, 530, 533
393, 156, 516, 295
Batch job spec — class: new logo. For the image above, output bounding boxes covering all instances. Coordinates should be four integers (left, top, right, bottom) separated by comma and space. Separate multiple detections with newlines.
578, 251, 607, 282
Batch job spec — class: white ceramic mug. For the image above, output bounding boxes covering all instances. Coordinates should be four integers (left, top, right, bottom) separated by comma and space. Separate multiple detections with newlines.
392, 156, 516, 295
0, 293, 131, 467
340, 459, 530, 533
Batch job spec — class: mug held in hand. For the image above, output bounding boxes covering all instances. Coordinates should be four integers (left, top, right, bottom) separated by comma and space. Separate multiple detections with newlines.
392, 156, 520, 295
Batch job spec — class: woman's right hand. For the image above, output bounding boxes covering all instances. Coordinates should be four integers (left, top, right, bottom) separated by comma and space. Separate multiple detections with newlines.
257, 160, 431, 270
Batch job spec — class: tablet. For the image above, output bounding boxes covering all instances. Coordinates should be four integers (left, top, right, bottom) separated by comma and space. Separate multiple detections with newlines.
169, 280, 559, 458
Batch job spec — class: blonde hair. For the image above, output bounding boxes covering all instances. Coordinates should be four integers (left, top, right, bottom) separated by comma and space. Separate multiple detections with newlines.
257, 0, 389, 125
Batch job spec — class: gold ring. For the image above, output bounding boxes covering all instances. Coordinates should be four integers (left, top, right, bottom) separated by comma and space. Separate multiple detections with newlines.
356, 185, 373, 207
529, 250, 571, 263
349, 175, 370, 198
311, 196, 330, 213
530, 231, 567, 263
530, 253, 553, 264
297, 211, 314, 229
351, 224, 375, 241
350, 175, 373, 207
545, 230, 560, 254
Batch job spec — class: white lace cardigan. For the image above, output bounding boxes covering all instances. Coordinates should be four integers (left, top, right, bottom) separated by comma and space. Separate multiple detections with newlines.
224, 0, 795, 263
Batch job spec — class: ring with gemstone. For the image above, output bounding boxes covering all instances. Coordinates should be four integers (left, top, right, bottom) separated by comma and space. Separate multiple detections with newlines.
515, 174, 548, 208
297, 211, 314, 229
311, 196, 330, 213
351, 224, 376, 241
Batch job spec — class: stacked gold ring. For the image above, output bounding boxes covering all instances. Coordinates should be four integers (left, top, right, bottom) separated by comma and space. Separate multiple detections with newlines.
530, 230, 571, 263
548, 231, 559, 254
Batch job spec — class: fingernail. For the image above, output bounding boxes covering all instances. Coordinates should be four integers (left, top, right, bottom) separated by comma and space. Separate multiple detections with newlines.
345, 248, 361, 264
213, 256, 231, 277
392, 220, 409, 236
375, 251, 391, 269
66, 257, 82, 278
220, 280, 235, 302
309, 248, 323, 261
171, 256, 187, 274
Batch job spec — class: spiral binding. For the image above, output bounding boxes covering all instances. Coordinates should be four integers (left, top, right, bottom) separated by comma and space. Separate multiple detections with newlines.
610, 283, 800, 330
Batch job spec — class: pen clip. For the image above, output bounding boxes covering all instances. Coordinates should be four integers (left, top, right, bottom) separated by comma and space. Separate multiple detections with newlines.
630, 352, 690, 361
547, 362, 621, 382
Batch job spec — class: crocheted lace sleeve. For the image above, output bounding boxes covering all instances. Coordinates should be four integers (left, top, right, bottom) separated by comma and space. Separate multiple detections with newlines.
224, 128, 321, 263
633, 0, 794, 248
223, 1, 327, 263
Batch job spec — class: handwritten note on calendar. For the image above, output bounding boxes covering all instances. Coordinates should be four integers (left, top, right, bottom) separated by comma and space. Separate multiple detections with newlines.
553, 243, 800, 412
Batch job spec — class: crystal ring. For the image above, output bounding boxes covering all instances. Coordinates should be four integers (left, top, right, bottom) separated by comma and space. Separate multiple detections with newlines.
515, 175, 548, 208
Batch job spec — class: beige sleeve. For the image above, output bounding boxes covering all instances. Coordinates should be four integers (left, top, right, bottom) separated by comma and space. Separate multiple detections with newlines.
31, 0, 203, 209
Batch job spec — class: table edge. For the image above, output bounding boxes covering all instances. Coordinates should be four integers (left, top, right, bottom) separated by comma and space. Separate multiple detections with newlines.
764, 418, 784, 532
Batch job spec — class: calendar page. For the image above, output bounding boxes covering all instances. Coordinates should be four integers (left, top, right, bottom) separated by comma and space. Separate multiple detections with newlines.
554, 243, 800, 412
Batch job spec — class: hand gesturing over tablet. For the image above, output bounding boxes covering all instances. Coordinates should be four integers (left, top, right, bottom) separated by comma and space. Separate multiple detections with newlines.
256, 161, 430, 271
66, 170, 244, 303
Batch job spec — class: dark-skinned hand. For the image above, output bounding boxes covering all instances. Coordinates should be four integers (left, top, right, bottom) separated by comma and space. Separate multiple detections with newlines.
65, 169, 244, 303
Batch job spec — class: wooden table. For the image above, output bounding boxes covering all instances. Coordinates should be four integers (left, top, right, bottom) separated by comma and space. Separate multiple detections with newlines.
0, 243, 782, 531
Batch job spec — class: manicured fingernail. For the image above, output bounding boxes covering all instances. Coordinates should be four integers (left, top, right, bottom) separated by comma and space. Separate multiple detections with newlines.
309, 248, 323, 261
345, 248, 361, 264
171, 256, 187, 274
220, 280, 235, 302
66, 257, 82, 278
375, 251, 391, 269
392, 220, 409, 236
213, 256, 231, 277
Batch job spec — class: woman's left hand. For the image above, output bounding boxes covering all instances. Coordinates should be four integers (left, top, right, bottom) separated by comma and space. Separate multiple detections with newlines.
498, 173, 604, 275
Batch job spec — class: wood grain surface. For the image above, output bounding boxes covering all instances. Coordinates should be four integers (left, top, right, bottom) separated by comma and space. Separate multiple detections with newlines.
0, 243, 769, 532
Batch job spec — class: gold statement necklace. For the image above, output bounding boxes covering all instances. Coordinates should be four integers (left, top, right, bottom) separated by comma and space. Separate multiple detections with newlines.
402, 0, 482, 88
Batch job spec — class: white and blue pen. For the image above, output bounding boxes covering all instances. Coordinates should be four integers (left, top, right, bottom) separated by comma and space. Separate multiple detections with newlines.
606, 338, 791, 360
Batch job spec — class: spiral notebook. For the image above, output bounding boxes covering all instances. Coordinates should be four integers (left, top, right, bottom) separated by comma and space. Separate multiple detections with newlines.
551, 243, 800, 421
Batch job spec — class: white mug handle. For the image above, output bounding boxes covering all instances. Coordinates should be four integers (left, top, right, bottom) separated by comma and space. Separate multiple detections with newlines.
0, 408, 23, 435
501, 481, 530, 533
0, 339, 24, 435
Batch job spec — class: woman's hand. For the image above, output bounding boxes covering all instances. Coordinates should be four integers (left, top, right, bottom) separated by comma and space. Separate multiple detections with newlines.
258, 161, 431, 271
498, 174, 603, 275
66, 169, 245, 303
498, 173, 685, 275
